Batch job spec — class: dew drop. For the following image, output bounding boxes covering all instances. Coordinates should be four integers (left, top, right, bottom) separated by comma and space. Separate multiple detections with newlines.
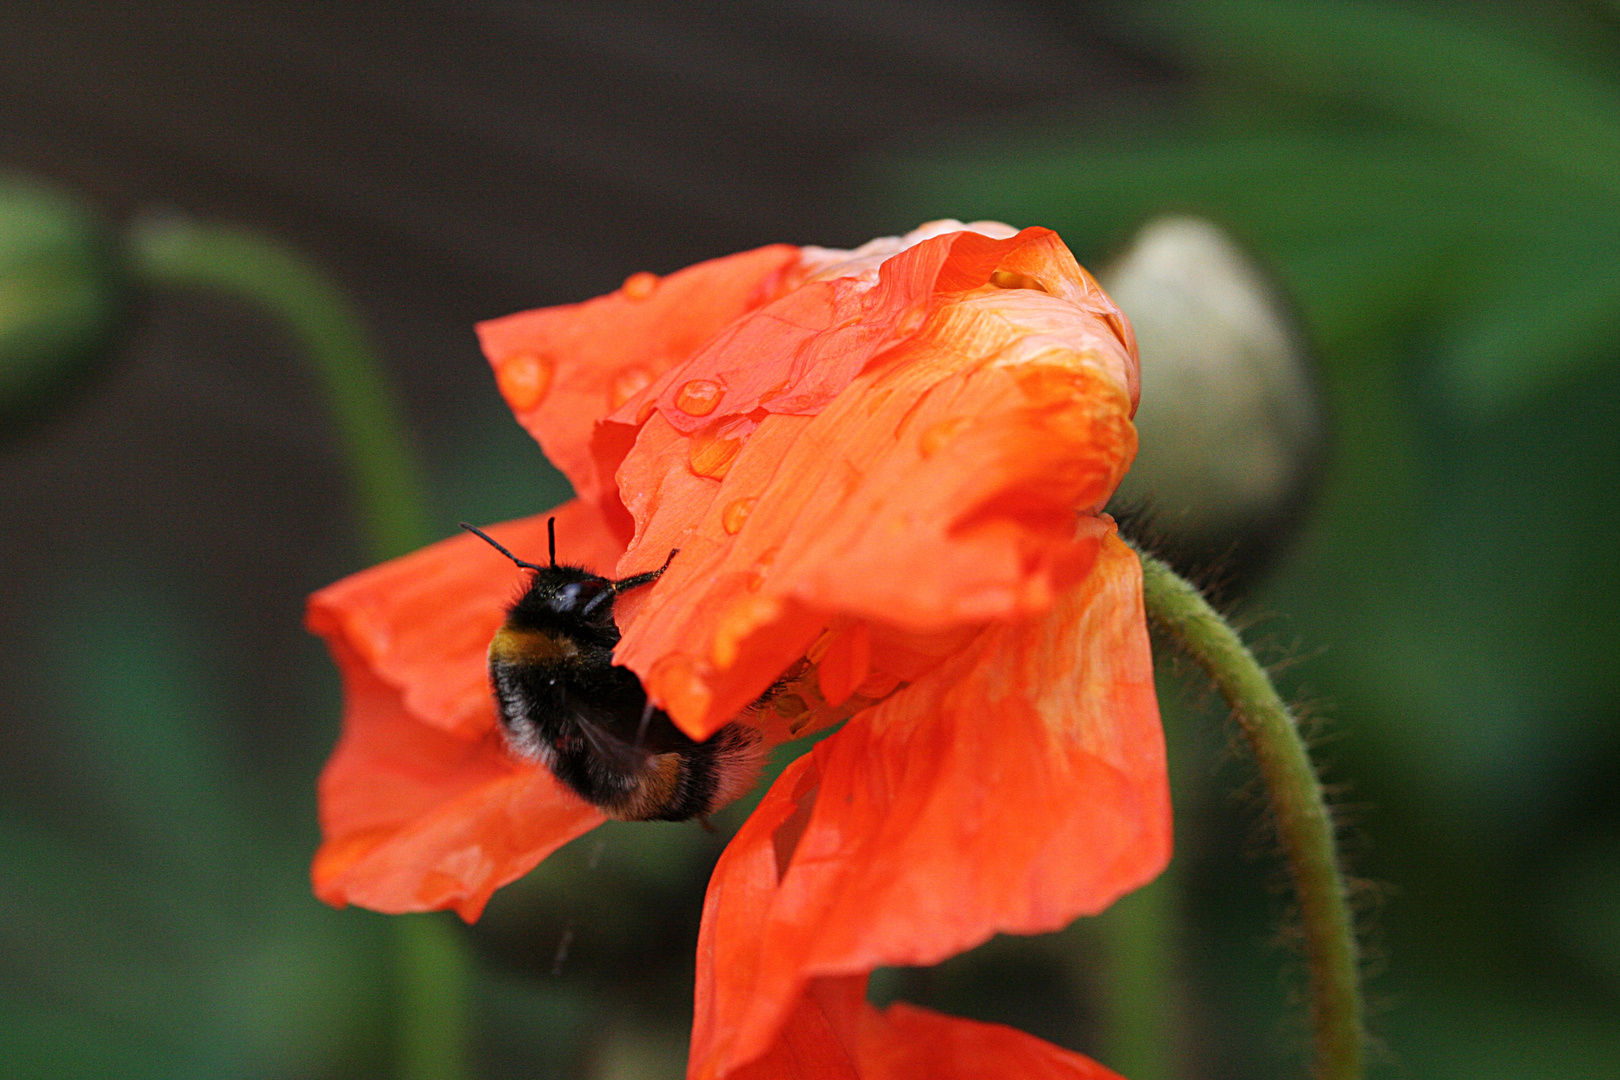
676, 378, 723, 416
746, 547, 779, 593
711, 594, 782, 668
722, 497, 757, 534
622, 271, 659, 300
610, 366, 653, 409
990, 268, 1047, 292
919, 415, 972, 457
688, 433, 744, 479
1017, 365, 1085, 407
649, 653, 714, 727
495, 352, 553, 410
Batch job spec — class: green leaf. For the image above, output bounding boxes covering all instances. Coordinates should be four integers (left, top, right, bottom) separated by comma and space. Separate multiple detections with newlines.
1130, 0, 1620, 197
1437, 225, 1620, 415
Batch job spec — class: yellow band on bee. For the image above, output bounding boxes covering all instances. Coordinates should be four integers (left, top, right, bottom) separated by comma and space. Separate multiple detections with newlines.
489, 627, 582, 665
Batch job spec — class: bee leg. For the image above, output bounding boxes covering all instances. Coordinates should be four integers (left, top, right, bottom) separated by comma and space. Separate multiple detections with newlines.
634, 698, 654, 748
611, 548, 680, 593
696, 814, 718, 834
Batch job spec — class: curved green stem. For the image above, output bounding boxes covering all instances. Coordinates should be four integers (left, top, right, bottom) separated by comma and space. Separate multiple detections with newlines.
1132, 544, 1364, 1080
124, 217, 429, 563
126, 217, 467, 1080
395, 913, 473, 1080
1095, 869, 1180, 1080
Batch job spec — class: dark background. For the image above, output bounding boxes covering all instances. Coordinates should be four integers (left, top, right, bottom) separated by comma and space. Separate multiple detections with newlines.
2, 3, 1617, 1079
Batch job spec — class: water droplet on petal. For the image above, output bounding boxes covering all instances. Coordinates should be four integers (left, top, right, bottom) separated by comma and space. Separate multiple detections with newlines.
919, 415, 972, 457
711, 594, 783, 668
722, 497, 757, 534
648, 653, 714, 729
1016, 365, 1085, 407
622, 271, 659, 300
676, 379, 723, 416
610, 366, 653, 409
495, 352, 553, 410
990, 268, 1047, 292
746, 547, 779, 592
688, 432, 744, 478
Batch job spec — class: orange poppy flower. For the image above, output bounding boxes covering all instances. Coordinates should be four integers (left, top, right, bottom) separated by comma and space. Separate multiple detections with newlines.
308, 221, 1168, 1077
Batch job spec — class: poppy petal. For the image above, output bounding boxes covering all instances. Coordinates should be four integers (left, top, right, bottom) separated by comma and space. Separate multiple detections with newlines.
724, 977, 863, 1080
618, 226, 1126, 440
476, 244, 802, 518
690, 533, 1167, 1076
722, 977, 1125, 1080
312, 636, 603, 922
306, 498, 625, 738
307, 498, 622, 920
858, 1002, 1125, 1079
614, 266, 1139, 738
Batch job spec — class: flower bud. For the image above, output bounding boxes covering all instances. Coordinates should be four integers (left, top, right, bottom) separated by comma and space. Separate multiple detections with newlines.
0, 176, 125, 434
1102, 217, 1325, 582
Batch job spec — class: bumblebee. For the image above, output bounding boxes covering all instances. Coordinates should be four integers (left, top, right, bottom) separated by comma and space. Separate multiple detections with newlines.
461, 521, 762, 822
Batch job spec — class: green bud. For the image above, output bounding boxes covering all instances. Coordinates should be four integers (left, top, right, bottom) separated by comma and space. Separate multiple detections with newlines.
1104, 217, 1325, 580
0, 175, 125, 432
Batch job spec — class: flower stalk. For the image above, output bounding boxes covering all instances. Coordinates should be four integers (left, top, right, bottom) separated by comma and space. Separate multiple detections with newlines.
125, 217, 429, 564
1132, 544, 1364, 1080
126, 218, 465, 1080
1095, 869, 1180, 1080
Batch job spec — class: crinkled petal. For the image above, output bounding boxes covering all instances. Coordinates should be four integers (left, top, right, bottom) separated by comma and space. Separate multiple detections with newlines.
690, 534, 1167, 1077
616, 226, 1132, 441
311, 636, 603, 922
718, 976, 1126, 1080
476, 244, 802, 518
307, 499, 624, 738
614, 272, 1138, 738
307, 498, 624, 919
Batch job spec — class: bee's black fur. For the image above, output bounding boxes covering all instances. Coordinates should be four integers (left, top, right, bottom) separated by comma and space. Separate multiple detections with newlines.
465, 522, 760, 822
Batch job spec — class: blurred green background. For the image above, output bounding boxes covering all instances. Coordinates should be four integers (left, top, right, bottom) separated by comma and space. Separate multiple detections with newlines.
2, 2, 1616, 1078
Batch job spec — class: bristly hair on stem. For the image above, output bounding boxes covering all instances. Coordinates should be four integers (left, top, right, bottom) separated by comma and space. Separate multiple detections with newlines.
1128, 539, 1366, 1080
1111, 498, 1245, 608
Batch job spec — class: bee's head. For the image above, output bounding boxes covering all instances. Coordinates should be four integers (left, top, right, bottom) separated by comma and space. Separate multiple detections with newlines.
530, 571, 615, 619
461, 520, 621, 635
501, 566, 620, 639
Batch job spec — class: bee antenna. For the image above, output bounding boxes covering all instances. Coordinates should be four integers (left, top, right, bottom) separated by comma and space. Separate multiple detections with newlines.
459, 522, 548, 573
548, 516, 557, 568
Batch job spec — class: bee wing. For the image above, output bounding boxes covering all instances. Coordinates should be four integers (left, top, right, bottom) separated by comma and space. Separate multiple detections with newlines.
563, 696, 650, 775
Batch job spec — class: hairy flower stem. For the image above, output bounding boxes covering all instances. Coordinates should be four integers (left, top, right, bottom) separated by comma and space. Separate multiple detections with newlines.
1131, 545, 1364, 1080
125, 217, 428, 564
127, 218, 467, 1080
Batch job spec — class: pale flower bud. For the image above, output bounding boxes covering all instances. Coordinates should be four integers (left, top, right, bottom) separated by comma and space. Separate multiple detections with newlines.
1103, 217, 1325, 581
